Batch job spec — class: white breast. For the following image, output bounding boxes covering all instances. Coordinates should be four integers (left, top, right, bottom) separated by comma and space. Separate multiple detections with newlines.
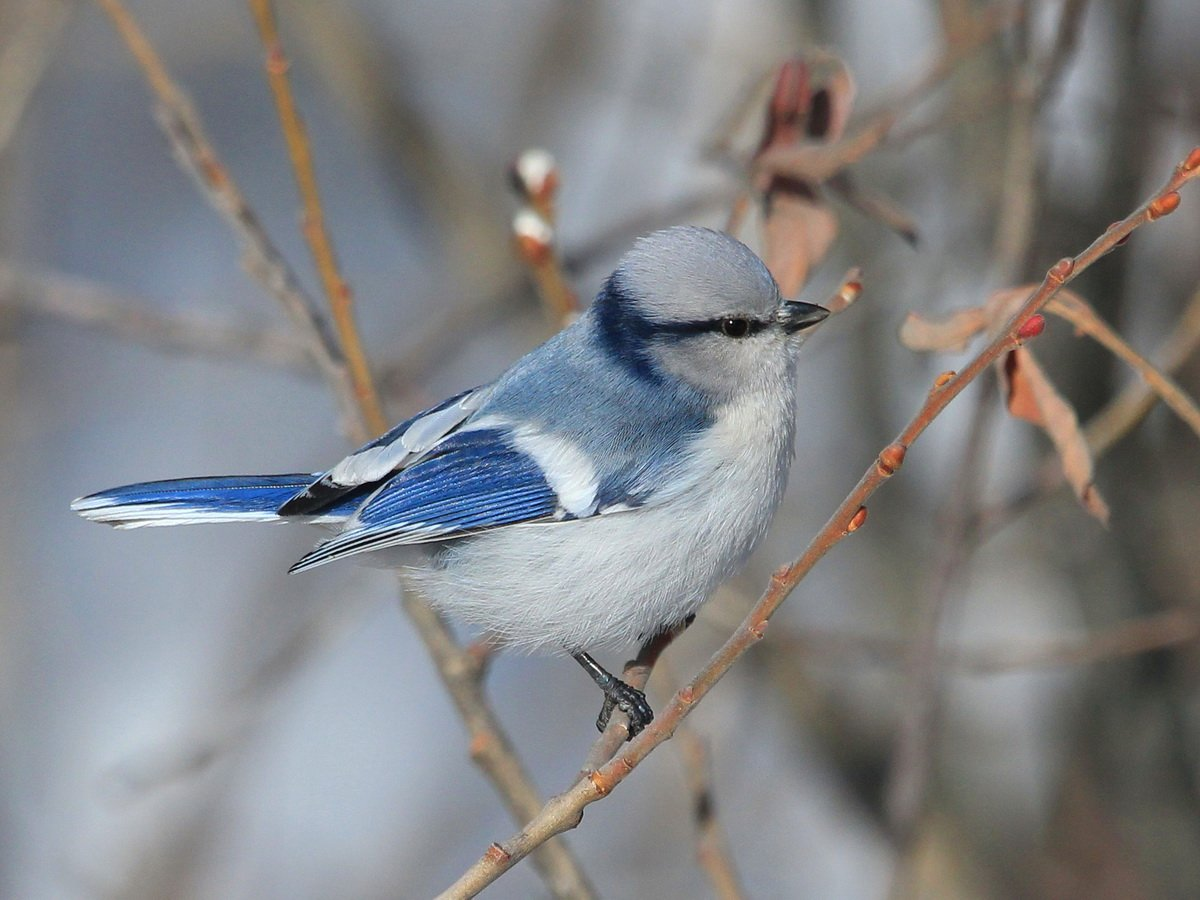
407, 385, 797, 653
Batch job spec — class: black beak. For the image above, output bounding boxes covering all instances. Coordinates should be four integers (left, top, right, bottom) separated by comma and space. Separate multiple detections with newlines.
779, 300, 830, 333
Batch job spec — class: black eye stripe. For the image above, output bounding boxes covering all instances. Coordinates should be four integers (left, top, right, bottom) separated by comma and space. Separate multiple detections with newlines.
652, 317, 770, 338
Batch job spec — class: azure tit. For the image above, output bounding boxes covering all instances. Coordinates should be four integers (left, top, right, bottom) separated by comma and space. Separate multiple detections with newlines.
73, 226, 829, 738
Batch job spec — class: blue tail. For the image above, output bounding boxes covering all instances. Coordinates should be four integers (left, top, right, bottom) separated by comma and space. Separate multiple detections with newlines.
71, 474, 340, 529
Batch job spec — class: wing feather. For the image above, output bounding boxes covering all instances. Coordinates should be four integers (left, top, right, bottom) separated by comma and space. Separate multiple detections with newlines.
288, 428, 557, 571
278, 386, 490, 516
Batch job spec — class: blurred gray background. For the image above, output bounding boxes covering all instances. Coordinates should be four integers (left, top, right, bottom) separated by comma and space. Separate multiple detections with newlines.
3, 0, 1200, 897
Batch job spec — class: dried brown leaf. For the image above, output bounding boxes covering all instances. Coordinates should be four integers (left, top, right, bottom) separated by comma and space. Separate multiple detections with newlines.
899, 307, 988, 352
753, 52, 856, 294
1001, 346, 1110, 524
762, 192, 838, 296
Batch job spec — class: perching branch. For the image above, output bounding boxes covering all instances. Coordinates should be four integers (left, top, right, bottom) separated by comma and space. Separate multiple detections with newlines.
437, 149, 1200, 900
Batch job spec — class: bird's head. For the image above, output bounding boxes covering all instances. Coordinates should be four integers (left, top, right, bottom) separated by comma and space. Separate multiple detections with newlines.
592, 226, 828, 399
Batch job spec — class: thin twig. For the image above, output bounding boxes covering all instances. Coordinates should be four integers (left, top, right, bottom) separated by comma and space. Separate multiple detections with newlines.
1046, 292, 1200, 442
437, 149, 1200, 900
751, 5, 1022, 188
92, 0, 363, 437
247, 0, 388, 435
243, 5, 594, 896
886, 29, 1044, 886
1084, 282, 1200, 456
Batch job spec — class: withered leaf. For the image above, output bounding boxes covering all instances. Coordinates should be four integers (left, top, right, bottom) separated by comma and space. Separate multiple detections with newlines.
898, 307, 988, 352
1000, 344, 1110, 525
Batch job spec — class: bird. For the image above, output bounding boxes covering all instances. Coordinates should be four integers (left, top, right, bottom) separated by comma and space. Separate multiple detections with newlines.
72, 226, 830, 738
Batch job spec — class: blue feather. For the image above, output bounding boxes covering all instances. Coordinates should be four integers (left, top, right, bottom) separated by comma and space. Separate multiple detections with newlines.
71, 474, 354, 528
289, 429, 556, 571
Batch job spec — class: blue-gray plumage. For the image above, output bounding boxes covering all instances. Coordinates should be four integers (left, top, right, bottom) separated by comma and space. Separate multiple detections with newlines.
72, 226, 829, 737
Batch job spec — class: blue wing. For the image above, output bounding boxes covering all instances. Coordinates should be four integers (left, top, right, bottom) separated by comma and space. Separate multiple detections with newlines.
288, 427, 558, 572
278, 386, 490, 516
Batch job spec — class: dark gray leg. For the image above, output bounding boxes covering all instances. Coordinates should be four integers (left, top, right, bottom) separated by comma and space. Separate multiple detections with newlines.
572, 651, 654, 739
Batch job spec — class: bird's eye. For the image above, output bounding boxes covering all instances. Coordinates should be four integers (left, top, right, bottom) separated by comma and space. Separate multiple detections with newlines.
720, 318, 751, 338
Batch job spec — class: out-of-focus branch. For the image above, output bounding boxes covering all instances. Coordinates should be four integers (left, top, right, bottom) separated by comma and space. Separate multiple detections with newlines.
676, 730, 746, 900
437, 149, 1200, 900
1046, 292, 1200, 442
766, 607, 1200, 675
0, 262, 311, 370
92, 0, 363, 437
247, 0, 387, 436
400, 590, 598, 900
510, 150, 580, 325
751, 5, 1022, 188
244, 7, 594, 898
1084, 282, 1200, 456
0, 0, 73, 159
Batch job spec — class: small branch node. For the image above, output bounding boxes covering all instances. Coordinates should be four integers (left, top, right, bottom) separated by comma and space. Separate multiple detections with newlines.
468, 730, 491, 761
1048, 257, 1074, 283
509, 148, 559, 219
1016, 313, 1046, 341
877, 443, 907, 476
1149, 191, 1181, 219
485, 843, 512, 865
748, 619, 769, 640
933, 370, 956, 390
846, 505, 869, 533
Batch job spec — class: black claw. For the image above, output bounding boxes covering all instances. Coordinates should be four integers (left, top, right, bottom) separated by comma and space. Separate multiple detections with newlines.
596, 680, 654, 739
574, 650, 655, 740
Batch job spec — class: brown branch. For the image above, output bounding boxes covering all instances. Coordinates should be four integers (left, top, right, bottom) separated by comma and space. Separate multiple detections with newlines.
243, 6, 594, 898
437, 149, 1200, 900
579, 623, 686, 776
92, 0, 364, 438
886, 31, 1045, 881
247, 0, 386, 435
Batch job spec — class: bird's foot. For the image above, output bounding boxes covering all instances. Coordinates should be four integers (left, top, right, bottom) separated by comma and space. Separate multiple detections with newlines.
595, 680, 654, 738
573, 650, 655, 740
